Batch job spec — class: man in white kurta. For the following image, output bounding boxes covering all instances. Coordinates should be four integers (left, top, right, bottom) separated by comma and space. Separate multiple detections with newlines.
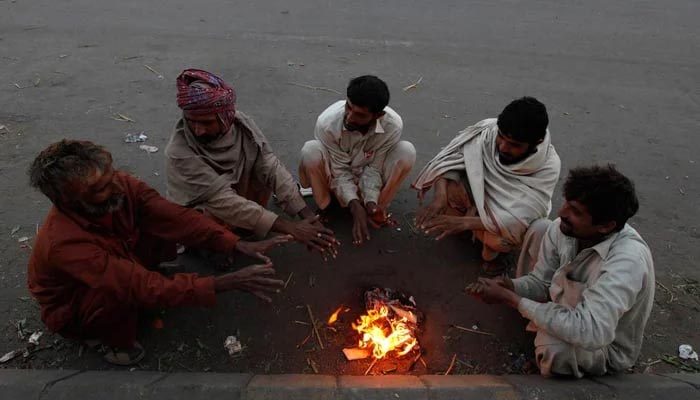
467, 165, 655, 378
299, 75, 416, 245
413, 97, 560, 264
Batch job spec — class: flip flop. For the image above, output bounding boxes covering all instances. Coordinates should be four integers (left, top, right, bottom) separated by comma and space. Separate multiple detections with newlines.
103, 342, 146, 366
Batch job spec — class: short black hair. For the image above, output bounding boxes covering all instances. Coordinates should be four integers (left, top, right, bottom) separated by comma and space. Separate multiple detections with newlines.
563, 164, 639, 231
497, 96, 549, 145
346, 75, 390, 113
28, 139, 112, 204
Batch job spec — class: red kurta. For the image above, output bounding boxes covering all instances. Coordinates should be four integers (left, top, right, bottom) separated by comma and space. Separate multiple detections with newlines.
27, 171, 240, 344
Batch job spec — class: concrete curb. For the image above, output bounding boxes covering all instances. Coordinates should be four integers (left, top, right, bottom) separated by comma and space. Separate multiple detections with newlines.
0, 369, 698, 399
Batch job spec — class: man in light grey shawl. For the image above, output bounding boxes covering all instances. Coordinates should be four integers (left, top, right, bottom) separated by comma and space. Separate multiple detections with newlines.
413, 97, 560, 270
166, 69, 338, 260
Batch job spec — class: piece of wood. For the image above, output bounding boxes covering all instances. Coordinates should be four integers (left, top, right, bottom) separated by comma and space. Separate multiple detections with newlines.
307, 305, 324, 349
284, 272, 294, 289
444, 353, 457, 375
452, 324, 495, 336
364, 358, 378, 375
343, 347, 370, 361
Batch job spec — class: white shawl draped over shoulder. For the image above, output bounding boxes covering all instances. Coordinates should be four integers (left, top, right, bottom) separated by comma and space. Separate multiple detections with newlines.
412, 118, 561, 246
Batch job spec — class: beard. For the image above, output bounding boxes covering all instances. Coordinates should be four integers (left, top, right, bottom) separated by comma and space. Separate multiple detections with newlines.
559, 218, 574, 236
343, 117, 372, 133
76, 193, 125, 218
195, 132, 225, 144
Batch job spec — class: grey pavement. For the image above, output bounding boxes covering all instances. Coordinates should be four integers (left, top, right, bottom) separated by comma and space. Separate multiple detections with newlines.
1, 369, 700, 399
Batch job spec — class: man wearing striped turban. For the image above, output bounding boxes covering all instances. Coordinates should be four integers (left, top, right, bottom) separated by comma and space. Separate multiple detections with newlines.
166, 69, 338, 259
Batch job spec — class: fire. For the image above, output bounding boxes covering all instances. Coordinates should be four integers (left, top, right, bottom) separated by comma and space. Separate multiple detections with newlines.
327, 305, 344, 325
352, 305, 418, 359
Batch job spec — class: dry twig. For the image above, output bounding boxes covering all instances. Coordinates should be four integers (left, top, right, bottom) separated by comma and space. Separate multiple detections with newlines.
656, 281, 676, 302
452, 324, 494, 336
287, 82, 341, 95
284, 271, 294, 289
307, 304, 324, 349
402, 76, 423, 92
364, 358, 378, 375
144, 64, 164, 79
444, 353, 457, 375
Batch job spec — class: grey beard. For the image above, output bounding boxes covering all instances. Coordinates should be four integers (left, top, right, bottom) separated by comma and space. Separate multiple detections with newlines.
78, 193, 125, 218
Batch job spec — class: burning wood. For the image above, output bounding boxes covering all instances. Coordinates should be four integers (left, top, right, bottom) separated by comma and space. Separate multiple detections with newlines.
327, 305, 344, 325
343, 348, 370, 361
349, 287, 421, 360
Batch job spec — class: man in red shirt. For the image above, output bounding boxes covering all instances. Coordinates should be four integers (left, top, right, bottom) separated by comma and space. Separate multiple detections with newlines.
27, 139, 291, 365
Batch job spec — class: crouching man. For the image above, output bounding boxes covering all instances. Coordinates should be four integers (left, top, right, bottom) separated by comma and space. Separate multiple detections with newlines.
27, 140, 290, 365
466, 165, 654, 377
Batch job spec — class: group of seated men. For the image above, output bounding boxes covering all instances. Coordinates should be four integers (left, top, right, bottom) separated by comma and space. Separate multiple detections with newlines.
26, 69, 654, 377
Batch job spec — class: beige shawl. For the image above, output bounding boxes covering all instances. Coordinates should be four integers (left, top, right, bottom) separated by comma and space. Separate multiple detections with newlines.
412, 118, 561, 246
165, 111, 268, 206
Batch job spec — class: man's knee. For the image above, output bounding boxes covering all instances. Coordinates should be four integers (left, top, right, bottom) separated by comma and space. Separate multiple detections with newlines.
300, 140, 325, 166
393, 140, 416, 168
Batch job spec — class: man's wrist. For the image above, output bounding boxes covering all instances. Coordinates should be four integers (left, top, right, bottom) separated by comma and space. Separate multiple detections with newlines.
298, 207, 316, 220
505, 291, 522, 309
272, 217, 294, 235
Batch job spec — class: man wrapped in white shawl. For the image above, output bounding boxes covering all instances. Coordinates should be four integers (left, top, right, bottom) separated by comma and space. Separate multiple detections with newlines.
413, 97, 561, 264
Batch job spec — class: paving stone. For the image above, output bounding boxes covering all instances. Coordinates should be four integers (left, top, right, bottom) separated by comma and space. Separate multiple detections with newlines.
421, 375, 517, 400
46, 370, 166, 400
151, 372, 252, 400
503, 374, 613, 400
661, 373, 700, 389
0, 368, 81, 399
592, 373, 699, 399
243, 374, 336, 400
338, 375, 427, 400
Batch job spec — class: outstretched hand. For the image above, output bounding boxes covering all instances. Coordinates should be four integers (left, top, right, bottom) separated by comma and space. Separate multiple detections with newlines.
235, 235, 293, 263
415, 198, 447, 229
422, 215, 469, 240
289, 216, 339, 260
465, 277, 519, 307
214, 262, 285, 303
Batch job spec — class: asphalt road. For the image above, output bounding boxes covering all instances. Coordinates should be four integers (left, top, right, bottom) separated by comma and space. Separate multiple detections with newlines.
1, 0, 699, 374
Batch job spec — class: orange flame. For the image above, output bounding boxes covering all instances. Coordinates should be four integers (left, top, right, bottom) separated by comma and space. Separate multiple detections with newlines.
352, 305, 418, 359
327, 305, 344, 325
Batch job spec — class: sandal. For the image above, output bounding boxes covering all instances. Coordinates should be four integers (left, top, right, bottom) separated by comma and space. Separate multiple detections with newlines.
480, 260, 507, 277
103, 342, 146, 366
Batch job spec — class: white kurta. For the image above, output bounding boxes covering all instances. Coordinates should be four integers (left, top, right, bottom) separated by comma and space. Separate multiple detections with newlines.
513, 219, 655, 376
314, 100, 404, 206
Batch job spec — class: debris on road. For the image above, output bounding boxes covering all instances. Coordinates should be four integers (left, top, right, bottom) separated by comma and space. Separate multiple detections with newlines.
144, 64, 164, 79
286, 82, 341, 95
14, 318, 26, 339
306, 304, 324, 349
306, 357, 319, 373
224, 336, 243, 356
679, 344, 698, 361
112, 113, 135, 122
124, 132, 148, 143
402, 76, 423, 92
284, 271, 294, 289
28, 331, 43, 346
139, 145, 159, 153
0, 349, 21, 364
444, 353, 457, 375
10, 225, 20, 236
17, 236, 30, 243
452, 324, 494, 337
